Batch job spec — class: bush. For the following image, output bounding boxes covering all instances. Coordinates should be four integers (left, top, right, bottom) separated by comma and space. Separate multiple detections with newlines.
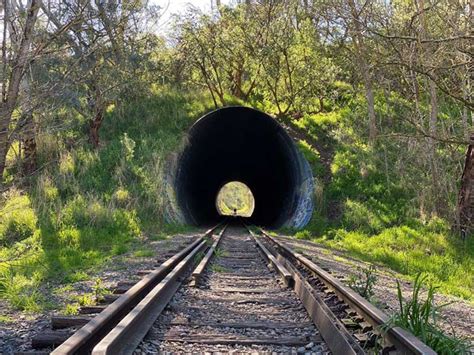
389, 274, 470, 354
113, 188, 130, 206
0, 190, 37, 246
343, 199, 384, 234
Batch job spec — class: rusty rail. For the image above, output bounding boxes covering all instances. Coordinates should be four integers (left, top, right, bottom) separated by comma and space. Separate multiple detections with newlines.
253, 235, 294, 288
92, 239, 209, 354
191, 224, 228, 285
259, 229, 436, 355
50, 224, 222, 355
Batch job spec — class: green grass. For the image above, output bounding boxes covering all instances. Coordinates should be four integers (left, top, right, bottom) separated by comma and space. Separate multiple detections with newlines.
288, 96, 474, 302
308, 221, 473, 300
133, 249, 154, 258
387, 273, 471, 354
0, 89, 216, 312
0, 315, 14, 323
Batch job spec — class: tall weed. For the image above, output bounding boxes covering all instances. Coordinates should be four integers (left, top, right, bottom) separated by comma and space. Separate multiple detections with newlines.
388, 274, 470, 354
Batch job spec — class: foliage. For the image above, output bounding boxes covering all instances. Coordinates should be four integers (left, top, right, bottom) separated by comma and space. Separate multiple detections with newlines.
92, 278, 110, 303
348, 265, 377, 301
290, 90, 472, 300
388, 274, 470, 354
0, 90, 210, 311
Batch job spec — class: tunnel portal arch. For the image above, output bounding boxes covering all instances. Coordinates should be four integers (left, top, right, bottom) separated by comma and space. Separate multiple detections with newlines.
171, 106, 313, 229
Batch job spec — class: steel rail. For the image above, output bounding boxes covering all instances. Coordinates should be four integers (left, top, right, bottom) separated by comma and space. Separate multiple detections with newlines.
92, 238, 209, 354
260, 229, 437, 355
253, 235, 294, 287
51, 224, 221, 355
191, 224, 228, 285
243, 225, 363, 354
280, 253, 365, 354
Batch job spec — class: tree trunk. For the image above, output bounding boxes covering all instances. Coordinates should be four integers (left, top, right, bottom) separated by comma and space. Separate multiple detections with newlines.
21, 112, 37, 176
458, 133, 474, 238
428, 78, 440, 214
0, 111, 9, 181
0, 0, 39, 180
347, 0, 377, 143
87, 80, 106, 148
89, 107, 105, 148
231, 67, 245, 99
462, 107, 469, 141
462, 73, 471, 141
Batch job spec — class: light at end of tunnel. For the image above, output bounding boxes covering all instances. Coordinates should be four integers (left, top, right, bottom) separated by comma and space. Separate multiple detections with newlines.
216, 181, 255, 217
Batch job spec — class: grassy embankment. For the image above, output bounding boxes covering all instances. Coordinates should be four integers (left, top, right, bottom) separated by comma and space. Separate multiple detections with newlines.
284, 96, 473, 302
1, 88, 472, 315
0, 88, 216, 312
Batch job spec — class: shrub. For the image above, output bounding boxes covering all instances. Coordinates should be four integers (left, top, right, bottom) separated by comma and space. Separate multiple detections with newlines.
0, 190, 37, 246
343, 199, 384, 234
388, 274, 470, 354
113, 188, 130, 206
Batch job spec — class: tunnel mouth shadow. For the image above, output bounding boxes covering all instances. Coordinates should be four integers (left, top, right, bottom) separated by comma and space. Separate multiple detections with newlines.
173, 106, 313, 229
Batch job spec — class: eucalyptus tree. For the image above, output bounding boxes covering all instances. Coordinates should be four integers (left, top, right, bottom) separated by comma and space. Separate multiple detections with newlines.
255, 2, 339, 116
41, 0, 152, 148
0, 0, 39, 181
0, 0, 86, 181
366, 0, 473, 219
175, 0, 339, 115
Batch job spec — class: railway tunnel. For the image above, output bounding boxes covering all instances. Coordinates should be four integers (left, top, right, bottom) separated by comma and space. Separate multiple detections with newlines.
169, 106, 314, 229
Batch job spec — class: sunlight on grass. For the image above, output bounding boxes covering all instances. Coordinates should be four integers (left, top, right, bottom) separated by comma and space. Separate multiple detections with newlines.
314, 224, 474, 300
0, 90, 210, 312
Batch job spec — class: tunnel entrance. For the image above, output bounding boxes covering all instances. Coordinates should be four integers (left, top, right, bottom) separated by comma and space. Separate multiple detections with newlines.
173, 106, 313, 228
216, 181, 255, 217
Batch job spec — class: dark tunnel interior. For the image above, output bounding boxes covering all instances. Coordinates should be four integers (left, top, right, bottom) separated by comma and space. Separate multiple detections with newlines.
174, 106, 308, 228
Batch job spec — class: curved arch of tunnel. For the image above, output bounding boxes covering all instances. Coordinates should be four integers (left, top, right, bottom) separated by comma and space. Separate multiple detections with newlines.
175, 106, 308, 228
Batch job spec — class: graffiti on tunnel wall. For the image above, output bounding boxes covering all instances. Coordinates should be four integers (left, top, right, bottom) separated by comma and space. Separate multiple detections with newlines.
286, 151, 314, 229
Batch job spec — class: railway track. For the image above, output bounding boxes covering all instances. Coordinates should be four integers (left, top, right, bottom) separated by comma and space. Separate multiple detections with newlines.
253, 228, 436, 355
30, 223, 435, 354
135, 225, 327, 353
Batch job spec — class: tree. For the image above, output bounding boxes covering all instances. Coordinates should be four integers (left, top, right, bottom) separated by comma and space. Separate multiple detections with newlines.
346, 0, 377, 142
458, 134, 474, 237
0, 0, 40, 180
42, 0, 149, 148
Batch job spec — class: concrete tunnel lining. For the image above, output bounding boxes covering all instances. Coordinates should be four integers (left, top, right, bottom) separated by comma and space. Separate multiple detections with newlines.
172, 106, 314, 228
